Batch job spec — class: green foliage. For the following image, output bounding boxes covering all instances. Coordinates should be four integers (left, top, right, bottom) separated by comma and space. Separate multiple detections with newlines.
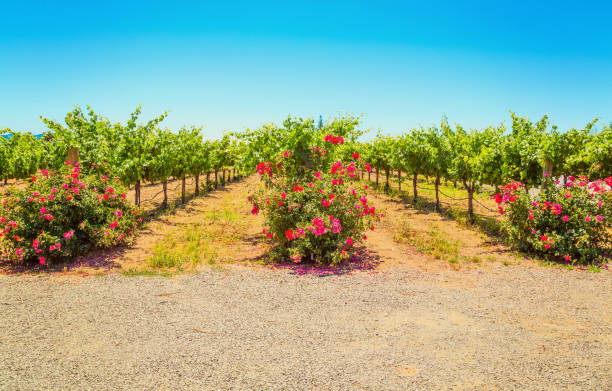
449, 125, 483, 187
565, 123, 611, 178
237, 115, 363, 179
210, 134, 232, 172
501, 113, 550, 187
41, 106, 120, 171
423, 124, 453, 180
39, 105, 170, 186
0, 131, 43, 181
4, 108, 608, 197
368, 133, 391, 171
34, 105, 242, 204
146, 128, 177, 183
114, 107, 169, 187
475, 125, 506, 187
172, 127, 206, 179
396, 129, 429, 176
0, 133, 7, 181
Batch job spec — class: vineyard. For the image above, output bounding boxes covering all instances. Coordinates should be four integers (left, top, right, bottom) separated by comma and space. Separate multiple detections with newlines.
4, 1, 612, 388
1, 107, 611, 390
1, 107, 611, 265
2, 108, 610, 208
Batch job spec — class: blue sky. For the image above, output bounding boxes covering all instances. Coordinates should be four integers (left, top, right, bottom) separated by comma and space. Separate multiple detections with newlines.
1, 1, 611, 138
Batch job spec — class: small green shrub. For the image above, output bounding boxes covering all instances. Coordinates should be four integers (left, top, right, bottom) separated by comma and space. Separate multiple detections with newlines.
0, 161, 141, 265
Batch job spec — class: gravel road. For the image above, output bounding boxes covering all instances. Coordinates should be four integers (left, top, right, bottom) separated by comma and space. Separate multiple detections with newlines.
1, 265, 610, 390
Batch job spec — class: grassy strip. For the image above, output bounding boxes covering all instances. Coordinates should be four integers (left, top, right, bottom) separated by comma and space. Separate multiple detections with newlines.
393, 220, 494, 268
122, 200, 251, 276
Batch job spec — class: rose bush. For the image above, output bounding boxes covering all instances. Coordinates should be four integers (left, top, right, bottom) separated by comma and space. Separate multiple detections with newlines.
0, 161, 141, 265
249, 134, 380, 266
495, 175, 611, 263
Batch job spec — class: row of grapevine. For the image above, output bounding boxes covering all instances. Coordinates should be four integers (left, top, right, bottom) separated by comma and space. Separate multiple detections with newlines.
2, 109, 610, 221
0, 131, 43, 184
1, 106, 248, 206
236, 115, 364, 178
354, 114, 610, 222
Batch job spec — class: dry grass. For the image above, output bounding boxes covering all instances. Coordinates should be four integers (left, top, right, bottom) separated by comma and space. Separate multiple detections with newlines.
143, 208, 245, 271
395, 221, 462, 264
119, 179, 266, 276
364, 182, 525, 271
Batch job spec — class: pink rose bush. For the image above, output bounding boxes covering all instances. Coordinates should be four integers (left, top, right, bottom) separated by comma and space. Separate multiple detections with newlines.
0, 161, 141, 265
249, 134, 380, 266
495, 175, 611, 263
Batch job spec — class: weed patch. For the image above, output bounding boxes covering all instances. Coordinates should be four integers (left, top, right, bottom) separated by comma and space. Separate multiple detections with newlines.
140, 205, 247, 274
395, 221, 463, 264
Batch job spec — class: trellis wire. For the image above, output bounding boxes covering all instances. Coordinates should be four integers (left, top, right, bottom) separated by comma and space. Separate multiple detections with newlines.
409, 183, 498, 215
137, 176, 199, 204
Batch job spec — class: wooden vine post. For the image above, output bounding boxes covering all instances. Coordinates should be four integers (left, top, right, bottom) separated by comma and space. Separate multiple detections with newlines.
397, 170, 401, 191
542, 158, 553, 189
543, 158, 553, 177
181, 176, 186, 204
67, 147, 79, 163
135, 180, 140, 206
162, 180, 168, 208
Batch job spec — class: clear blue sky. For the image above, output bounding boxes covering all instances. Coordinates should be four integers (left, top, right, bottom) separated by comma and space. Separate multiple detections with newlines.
1, 1, 611, 137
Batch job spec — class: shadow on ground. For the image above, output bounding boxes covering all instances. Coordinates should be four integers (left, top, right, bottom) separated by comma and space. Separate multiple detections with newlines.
265, 247, 382, 277
0, 246, 127, 275
370, 181, 504, 239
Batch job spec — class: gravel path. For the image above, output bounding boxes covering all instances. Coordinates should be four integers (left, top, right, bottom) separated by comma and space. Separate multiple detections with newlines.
1, 264, 610, 390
